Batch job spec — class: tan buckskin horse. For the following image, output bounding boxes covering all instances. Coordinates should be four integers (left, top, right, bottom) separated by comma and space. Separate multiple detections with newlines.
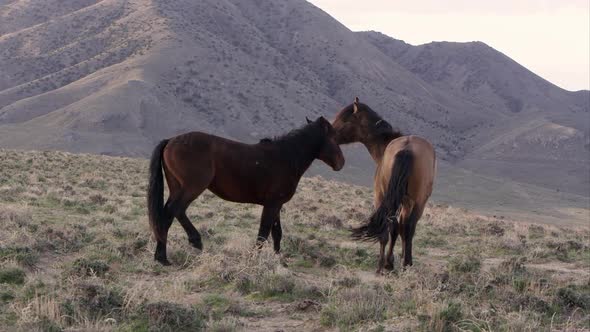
332, 98, 436, 273
147, 117, 345, 265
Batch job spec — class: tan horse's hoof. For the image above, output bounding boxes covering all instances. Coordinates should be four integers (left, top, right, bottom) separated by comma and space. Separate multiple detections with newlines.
156, 258, 172, 266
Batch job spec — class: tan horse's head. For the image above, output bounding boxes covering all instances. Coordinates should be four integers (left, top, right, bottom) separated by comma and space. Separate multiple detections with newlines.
331, 97, 400, 145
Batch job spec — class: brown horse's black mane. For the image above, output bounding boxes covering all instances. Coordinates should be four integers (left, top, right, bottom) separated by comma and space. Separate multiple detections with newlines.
259, 121, 325, 171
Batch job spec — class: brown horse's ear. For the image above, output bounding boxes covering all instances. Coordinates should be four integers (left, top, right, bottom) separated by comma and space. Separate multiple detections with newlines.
353, 97, 359, 114
318, 117, 330, 133
306, 117, 313, 124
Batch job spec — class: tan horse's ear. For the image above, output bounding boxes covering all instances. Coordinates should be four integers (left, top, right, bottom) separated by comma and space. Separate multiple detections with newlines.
353, 97, 360, 113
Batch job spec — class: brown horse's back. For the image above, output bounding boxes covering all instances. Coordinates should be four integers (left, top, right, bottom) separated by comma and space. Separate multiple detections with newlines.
162, 132, 280, 205
377, 135, 436, 209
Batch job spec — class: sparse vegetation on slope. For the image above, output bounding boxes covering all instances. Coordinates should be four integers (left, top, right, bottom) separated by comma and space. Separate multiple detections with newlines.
0, 149, 588, 331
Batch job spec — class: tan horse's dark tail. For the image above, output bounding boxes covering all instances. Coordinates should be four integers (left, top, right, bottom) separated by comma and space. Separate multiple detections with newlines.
147, 139, 170, 243
351, 149, 413, 242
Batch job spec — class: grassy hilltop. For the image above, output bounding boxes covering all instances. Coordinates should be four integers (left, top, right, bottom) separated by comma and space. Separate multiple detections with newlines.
0, 149, 588, 331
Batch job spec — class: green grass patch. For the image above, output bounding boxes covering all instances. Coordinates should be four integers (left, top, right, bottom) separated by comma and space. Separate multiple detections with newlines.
0, 268, 25, 285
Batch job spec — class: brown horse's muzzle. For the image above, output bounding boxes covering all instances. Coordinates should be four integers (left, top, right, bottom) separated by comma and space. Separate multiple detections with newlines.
333, 152, 345, 171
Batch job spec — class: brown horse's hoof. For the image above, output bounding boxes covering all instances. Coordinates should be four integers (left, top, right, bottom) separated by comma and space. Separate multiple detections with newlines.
189, 237, 203, 250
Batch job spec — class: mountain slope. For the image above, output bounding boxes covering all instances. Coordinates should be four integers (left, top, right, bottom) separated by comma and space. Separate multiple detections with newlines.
0, 0, 495, 158
0, 0, 588, 196
360, 31, 590, 195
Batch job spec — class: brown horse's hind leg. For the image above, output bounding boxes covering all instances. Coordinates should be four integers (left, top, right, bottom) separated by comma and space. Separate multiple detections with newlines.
168, 179, 210, 251
177, 211, 203, 250
384, 217, 399, 271
168, 157, 212, 251
256, 205, 281, 249
154, 196, 179, 265
153, 161, 183, 265
154, 158, 210, 264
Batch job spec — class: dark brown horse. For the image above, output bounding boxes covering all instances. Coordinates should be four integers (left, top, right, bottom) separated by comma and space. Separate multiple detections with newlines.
147, 117, 345, 265
332, 98, 436, 273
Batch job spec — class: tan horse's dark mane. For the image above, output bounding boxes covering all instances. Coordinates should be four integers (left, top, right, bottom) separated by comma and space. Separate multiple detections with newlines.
341, 103, 403, 143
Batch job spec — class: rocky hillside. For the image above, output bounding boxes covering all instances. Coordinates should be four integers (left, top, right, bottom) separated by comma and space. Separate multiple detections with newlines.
0, 0, 470, 157
0, 0, 588, 195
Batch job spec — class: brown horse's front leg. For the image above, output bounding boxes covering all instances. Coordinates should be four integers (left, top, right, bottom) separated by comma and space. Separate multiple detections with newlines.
271, 214, 282, 253
256, 205, 281, 249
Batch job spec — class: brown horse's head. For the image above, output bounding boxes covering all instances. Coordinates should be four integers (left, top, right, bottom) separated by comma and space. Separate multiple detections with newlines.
307, 116, 345, 171
331, 97, 399, 144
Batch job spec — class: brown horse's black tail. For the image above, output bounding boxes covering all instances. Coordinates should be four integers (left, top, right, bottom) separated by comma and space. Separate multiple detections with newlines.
351, 149, 413, 242
147, 139, 169, 243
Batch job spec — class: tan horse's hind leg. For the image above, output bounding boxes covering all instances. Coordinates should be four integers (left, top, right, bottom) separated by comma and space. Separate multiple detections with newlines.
372, 190, 388, 275
384, 217, 399, 271
399, 197, 416, 267
376, 240, 387, 275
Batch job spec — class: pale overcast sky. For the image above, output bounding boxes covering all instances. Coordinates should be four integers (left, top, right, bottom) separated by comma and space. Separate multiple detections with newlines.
308, 0, 590, 91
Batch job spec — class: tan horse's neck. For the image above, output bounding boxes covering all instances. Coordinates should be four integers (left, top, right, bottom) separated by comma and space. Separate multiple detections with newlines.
363, 136, 395, 165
